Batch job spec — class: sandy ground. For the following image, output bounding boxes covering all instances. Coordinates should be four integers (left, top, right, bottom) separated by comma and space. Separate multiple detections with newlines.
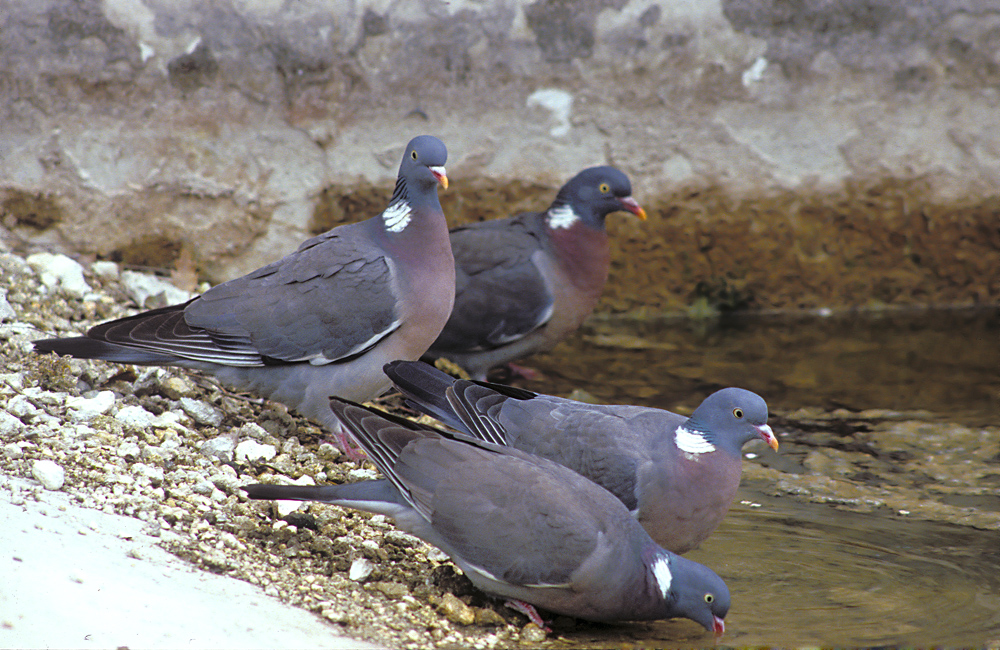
0, 476, 377, 650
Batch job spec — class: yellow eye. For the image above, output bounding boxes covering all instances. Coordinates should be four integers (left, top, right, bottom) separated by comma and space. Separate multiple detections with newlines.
733, 408, 744, 419
599, 183, 610, 193
411, 150, 418, 160
705, 593, 714, 604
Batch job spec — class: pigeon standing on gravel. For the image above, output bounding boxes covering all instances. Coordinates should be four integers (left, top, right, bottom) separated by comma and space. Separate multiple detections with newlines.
34, 136, 455, 442
424, 166, 646, 379
384, 360, 778, 554
244, 398, 730, 634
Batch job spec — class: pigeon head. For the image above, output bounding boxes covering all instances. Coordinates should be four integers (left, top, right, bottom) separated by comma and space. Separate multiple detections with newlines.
679, 387, 778, 456
399, 135, 449, 192
548, 166, 646, 230
664, 552, 731, 636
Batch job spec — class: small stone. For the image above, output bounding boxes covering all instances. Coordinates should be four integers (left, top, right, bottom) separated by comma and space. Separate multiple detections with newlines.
32, 459, 65, 490
26, 253, 93, 297
117, 441, 141, 459
371, 581, 409, 600
474, 607, 507, 627
235, 439, 277, 463
199, 435, 235, 461
520, 623, 547, 643
114, 405, 158, 429
120, 270, 194, 310
4, 442, 24, 458
0, 293, 16, 322
90, 260, 120, 280
347, 467, 379, 481
180, 397, 223, 427
438, 592, 475, 626
0, 411, 23, 436
65, 391, 116, 421
349, 557, 374, 582
160, 376, 196, 400
384, 529, 422, 548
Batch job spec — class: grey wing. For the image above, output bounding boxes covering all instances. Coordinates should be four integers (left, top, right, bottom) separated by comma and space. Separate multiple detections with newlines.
184, 229, 401, 365
432, 217, 553, 353
410, 446, 606, 587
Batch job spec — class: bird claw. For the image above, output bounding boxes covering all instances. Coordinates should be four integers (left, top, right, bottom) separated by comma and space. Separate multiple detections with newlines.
504, 599, 551, 632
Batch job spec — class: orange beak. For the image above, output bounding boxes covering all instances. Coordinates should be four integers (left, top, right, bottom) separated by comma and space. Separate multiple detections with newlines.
429, 165, 448, 189
619, 196, 647, 220
758, 424, 779, 451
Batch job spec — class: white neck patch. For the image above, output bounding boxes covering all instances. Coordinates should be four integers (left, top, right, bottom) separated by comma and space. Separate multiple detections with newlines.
546, 204, 579, 229
651, 555, 672, 598
382, 201, 412, 233
675, 425, 716, 455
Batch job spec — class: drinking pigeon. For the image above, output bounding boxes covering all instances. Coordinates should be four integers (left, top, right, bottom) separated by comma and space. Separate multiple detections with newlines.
244, 397, 730, 634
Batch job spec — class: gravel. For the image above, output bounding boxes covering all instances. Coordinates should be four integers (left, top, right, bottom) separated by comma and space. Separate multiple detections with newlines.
0, 245, 551, 649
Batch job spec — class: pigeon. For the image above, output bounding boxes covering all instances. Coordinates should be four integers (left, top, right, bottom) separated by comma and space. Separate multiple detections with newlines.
384, 360, 779, 554
244, 397, 730, 634
33, 136, 455, 441
424, 166, 646, 379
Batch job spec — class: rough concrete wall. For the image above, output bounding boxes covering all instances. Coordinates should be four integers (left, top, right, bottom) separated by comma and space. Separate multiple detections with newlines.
1, 0, 998, 307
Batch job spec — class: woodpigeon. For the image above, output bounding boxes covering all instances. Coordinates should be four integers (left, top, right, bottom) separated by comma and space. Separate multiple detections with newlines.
384, 360, 779, 554
424, 166, 646, 379
244, 397, 730, 634
34, 136, 455, 440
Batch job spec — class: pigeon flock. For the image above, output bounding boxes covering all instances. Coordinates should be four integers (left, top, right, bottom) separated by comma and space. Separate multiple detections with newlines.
34, 135, 778, 638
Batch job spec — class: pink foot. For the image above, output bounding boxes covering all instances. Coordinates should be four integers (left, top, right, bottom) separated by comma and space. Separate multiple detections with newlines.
329, 420, 367, 462
505, 363, 542, 381
504, 599, 551, 632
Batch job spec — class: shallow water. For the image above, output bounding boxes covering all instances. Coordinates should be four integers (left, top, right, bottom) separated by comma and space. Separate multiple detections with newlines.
517, 308, 1000, 647
523, 307, 999, 425
544, 489, 1000, 647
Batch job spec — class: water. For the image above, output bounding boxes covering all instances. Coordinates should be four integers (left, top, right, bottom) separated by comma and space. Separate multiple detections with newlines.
514, 307, 1000, 646
523, 307, 999, 425
545, 490, 1000, 647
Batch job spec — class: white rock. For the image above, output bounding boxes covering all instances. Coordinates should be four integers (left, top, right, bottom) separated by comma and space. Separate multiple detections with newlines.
348, 557, 374, 582
90, 260, 120, 280
65, 391, 116, 421
179, 397, 223, 427
200, 435, 235, 461
4, 442, 24, 458
117, 441, 141, 459
275, 499, 305, 517
0, 410, 23, 435
0, 292, 16, 322
25, 253, 93, 297
120, 270, 194, 309
526, 88, 573, 137
7, 394, 40, 419
235, 439, 277, 463
347, 467, 379, 481
32, 459, 66, 490
114, 405, 158, 429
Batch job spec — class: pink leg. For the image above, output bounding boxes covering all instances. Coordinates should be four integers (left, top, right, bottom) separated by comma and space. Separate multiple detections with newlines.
328, 420, 367, 462
504, 599, 551, 632
505, 362, 542, 381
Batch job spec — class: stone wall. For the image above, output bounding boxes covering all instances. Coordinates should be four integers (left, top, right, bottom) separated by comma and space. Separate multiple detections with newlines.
2, 0, 998, 309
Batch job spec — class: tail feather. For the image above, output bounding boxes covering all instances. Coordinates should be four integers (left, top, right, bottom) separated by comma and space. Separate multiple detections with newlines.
383, 360, 468, 431
33, 336, 180, 365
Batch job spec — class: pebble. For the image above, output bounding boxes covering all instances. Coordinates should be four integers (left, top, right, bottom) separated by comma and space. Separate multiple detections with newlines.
0, 292, 16, 321
519, 623, 547, 643
438, 593, 476, 626
235, 439, 277, 463
65, 391, 116, 421
0, 411, 23, 435
349, 557, 374, 582
180, 397, 223, 427
120, 270, 194, 309
89, 260, 120, 280
25, 253, 93, 297
4, 442, 24, 458
114, 405, 159, 429
31, 459, 66, 490
199, 435, 235, 461
160, 376, 196, 400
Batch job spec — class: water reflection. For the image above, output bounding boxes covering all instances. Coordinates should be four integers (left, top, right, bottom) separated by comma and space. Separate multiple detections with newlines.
523, 307, 999, 425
